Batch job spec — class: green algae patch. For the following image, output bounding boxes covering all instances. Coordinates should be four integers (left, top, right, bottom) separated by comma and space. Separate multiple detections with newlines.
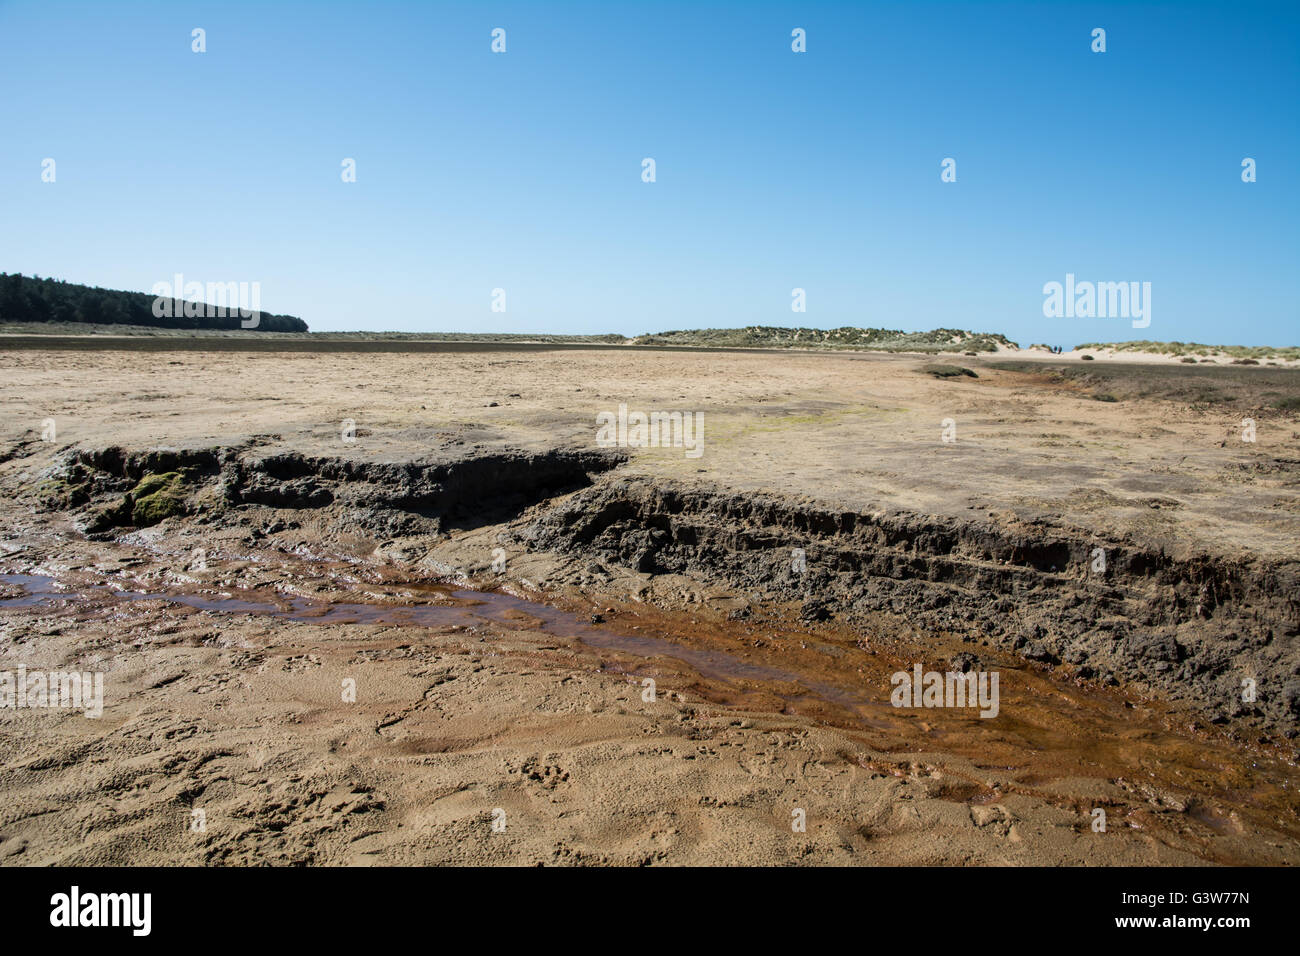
129, 471, 189, 526
132, 472, 180, 498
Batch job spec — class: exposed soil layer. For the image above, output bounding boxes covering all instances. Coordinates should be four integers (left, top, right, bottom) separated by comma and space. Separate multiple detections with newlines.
51, 444, 624, 536
519, 477, 1300, 733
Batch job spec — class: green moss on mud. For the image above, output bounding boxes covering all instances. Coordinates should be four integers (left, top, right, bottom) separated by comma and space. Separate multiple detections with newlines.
129, 472, 188, 525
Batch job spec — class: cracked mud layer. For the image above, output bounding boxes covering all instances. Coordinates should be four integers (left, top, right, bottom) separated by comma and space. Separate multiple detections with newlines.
0, 346, 1296, 865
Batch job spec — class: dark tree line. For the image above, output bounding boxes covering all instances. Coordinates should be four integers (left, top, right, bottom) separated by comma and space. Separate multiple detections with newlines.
0, 273, 309, 332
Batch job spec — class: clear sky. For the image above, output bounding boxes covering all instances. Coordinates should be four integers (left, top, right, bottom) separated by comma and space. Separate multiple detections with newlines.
1, 0, 1296, 345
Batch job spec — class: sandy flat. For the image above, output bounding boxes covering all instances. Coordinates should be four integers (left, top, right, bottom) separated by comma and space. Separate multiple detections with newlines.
0, 344, 1296, 866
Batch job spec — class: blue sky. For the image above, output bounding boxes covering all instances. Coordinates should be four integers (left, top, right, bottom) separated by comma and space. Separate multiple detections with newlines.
1, 0, 1295, 345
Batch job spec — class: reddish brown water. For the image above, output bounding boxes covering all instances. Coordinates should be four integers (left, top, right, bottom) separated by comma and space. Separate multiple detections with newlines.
2, 572, 850, 702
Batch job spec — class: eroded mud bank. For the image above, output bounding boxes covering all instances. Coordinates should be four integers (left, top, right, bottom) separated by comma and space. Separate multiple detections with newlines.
40, 444, 624, 536
519, 478, 1300, 734
26, 442, 1300, 737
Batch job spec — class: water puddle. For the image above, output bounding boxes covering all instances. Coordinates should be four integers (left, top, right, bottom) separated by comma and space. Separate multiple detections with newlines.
0, 572, 863, 712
